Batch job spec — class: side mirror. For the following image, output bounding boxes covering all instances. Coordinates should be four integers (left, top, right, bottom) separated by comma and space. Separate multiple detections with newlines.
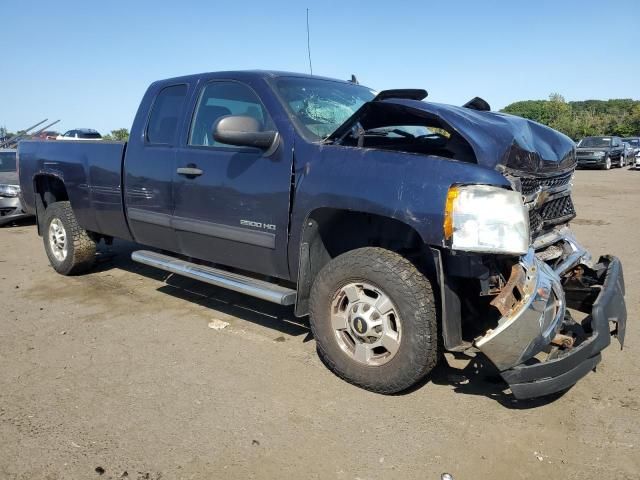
213, 115, 277, 150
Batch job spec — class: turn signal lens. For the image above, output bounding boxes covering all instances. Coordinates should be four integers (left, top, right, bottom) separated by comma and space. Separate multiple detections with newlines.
443, 186, 459, 240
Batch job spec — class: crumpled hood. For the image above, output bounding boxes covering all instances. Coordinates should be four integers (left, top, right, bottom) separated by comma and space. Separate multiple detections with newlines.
0, 171, 18, 186
330, 97, 577, 174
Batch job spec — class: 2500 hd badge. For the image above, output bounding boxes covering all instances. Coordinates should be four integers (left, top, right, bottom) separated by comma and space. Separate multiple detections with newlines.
241, 219, 277, 231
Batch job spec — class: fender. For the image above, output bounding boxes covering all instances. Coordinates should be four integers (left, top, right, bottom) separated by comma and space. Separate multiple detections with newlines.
287, 140, 511, 281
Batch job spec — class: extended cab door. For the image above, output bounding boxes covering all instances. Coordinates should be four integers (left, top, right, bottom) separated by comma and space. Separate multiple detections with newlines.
172, 80, 293, 279
124, 83, 189, 251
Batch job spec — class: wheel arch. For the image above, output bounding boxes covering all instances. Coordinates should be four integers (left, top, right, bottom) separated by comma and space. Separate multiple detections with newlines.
33, 173, 70, 234
294, 207, 438, 317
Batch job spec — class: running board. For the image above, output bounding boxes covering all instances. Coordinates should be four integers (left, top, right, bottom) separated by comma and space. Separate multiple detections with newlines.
131, 250, 296, 306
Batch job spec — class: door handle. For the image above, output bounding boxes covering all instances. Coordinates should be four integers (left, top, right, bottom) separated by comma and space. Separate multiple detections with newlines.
176, 166, 203, 177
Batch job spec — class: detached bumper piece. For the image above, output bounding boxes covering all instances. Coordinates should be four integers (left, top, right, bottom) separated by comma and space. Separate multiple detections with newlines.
476, 252, 626, 400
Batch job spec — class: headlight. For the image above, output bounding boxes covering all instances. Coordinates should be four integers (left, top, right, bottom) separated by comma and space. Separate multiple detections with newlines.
0, 184, 20, 197
444, 185, 529, 255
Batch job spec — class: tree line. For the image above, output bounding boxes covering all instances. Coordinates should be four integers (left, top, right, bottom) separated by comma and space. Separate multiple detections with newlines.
501, 94, 640, 140
102, 128, 129, 141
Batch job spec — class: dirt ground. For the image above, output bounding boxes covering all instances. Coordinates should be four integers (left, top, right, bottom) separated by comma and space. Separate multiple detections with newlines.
0, 168, 638, 480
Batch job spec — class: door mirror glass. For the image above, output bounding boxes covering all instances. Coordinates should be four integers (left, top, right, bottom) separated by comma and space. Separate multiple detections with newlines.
213, 115, 277, 150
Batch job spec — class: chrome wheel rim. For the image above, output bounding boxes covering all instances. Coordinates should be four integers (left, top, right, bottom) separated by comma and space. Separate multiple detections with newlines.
48, 218, 68, 262
606, 157, 611, 169
330, 282, 402, 366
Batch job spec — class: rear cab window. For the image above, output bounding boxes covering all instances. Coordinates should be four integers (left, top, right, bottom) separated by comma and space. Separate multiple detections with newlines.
146, 84, 188, 144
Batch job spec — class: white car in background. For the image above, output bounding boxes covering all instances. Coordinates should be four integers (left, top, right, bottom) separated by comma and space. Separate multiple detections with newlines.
622, 137, 640, 169
56, 129, 102, 140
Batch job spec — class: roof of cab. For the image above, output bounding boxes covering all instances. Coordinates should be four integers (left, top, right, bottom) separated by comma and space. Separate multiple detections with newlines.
153, 70, 357, 86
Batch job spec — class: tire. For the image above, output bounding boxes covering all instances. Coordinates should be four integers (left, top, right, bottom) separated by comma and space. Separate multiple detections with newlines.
620, 155, 625, 168
42, 201, 96, 275
604, 156, 612, 170
309, 247, 439, 394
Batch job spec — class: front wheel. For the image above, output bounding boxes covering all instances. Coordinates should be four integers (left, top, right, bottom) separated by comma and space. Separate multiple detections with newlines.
43, 201, 96, 275
309, 247, 439, 394
620, 155, 625, 168
604, 156, 612, 170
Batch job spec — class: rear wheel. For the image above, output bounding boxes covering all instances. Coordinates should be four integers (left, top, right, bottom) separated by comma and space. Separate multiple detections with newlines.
43, 201, 96, 275
309, 247, 439, 394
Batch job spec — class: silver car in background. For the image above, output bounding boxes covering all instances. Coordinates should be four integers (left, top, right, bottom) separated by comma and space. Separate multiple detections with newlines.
0, 149, 31, 226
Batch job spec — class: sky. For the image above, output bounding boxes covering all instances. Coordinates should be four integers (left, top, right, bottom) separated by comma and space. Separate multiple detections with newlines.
1, 0, 638, 135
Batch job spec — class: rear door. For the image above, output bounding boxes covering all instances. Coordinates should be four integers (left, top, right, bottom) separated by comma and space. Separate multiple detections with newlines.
172, 80, 293, 279
124, 84, 188, 251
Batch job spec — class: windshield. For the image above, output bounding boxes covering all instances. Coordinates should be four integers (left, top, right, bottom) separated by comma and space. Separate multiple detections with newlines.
274, 77, 376, 140
579, 137, 611, 148
622, 138, 639, 146
0, 152, 17, 172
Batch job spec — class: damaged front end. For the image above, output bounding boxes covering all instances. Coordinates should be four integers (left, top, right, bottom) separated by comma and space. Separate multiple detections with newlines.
324, 87, 626, 398
474, 227, 626, 399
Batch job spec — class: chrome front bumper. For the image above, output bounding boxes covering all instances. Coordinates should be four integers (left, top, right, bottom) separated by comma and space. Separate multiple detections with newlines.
475, 250, 565, 371
474, 228, 626, 398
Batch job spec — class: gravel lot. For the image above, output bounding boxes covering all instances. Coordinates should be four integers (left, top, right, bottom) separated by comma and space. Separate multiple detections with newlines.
0, 168, 638, 480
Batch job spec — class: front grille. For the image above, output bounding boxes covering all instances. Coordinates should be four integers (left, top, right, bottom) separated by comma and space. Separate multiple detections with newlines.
520, 171, 573, 196
529, 212, 543, 233
540, 195, 575, 221
529, 195, 576, 235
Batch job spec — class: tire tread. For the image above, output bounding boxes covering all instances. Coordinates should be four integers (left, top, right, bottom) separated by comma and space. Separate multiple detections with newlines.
309, 247, 438, 394
43, 201, 96, 275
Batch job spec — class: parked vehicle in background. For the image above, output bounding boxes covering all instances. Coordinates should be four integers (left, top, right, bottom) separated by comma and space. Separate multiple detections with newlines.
576, 136, 625, 169
622, 142, 635, 167
36, 131, 60, 140
56, 129, 102, 140
622, 137, 640, 154
0, 149, 31, 226
17, 71, 627, 400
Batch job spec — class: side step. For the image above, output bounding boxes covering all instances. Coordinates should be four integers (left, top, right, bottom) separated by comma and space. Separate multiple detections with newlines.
131, 250, 296, 306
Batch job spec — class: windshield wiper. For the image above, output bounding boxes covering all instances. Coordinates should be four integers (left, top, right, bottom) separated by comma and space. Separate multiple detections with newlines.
363, 128, 415, 139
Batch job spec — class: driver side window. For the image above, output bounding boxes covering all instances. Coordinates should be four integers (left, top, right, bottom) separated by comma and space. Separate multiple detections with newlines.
189, 81, 274, 148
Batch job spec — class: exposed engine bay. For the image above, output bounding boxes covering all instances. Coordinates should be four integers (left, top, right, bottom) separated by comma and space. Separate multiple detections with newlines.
333, 100, 477, 163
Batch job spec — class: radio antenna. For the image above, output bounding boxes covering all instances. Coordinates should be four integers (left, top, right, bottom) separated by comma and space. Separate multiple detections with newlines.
306, 8, 313, 75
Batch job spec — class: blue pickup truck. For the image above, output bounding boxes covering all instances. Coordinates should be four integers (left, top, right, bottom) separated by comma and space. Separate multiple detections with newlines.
17, 71, 626, 399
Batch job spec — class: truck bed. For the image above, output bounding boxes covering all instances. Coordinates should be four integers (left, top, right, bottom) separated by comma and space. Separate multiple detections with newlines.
18, 140, 133, 241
